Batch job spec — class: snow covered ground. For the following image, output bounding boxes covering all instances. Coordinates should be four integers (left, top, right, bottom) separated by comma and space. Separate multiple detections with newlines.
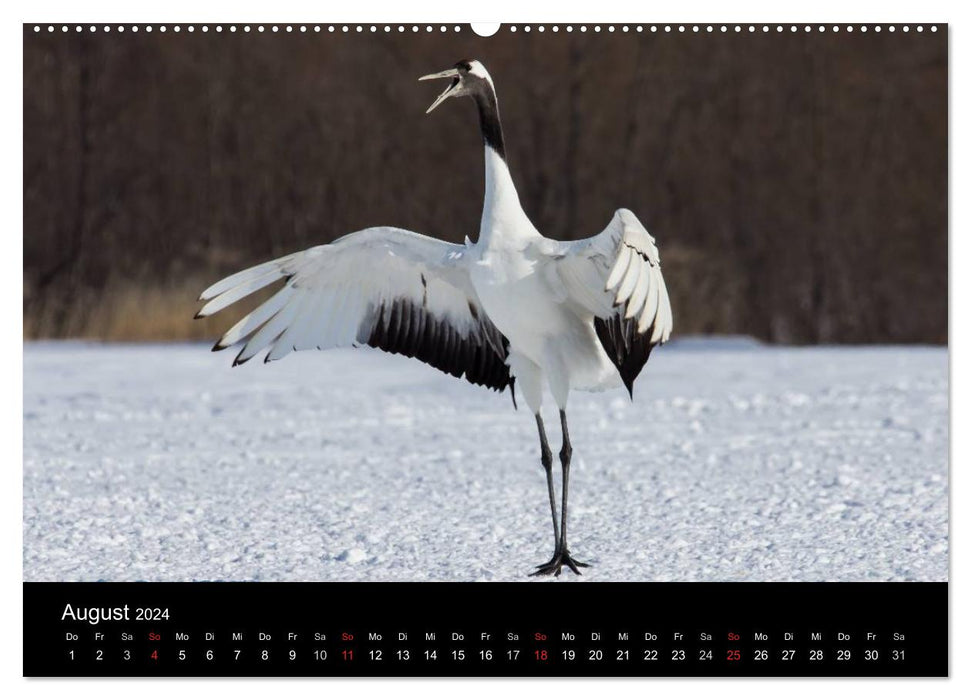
23, 340, 947, 582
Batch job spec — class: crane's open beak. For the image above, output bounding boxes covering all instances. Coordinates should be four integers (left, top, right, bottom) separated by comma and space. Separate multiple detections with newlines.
419, 68, 460, 114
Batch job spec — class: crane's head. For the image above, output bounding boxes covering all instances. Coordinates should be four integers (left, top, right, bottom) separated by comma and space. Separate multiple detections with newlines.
419, 59, 495, 114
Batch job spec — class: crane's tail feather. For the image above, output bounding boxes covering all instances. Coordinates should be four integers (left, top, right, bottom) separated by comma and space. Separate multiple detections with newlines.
197, 252, 308, 359
210, 285, 294, 351
196, 269, 283, 318
198, 252, 301, 302
604, 244, 672, 344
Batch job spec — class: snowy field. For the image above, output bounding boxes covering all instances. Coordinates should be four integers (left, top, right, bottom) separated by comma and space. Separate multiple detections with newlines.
23, 340, 947, 582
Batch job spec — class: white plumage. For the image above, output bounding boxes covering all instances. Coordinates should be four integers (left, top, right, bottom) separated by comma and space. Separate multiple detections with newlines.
198, 59, 673, 576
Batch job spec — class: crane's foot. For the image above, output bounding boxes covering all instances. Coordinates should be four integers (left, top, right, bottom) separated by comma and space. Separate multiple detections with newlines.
530, 551, 590, 577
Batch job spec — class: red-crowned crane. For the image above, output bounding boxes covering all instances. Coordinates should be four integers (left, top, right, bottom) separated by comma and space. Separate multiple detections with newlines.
197, 59, 673, 576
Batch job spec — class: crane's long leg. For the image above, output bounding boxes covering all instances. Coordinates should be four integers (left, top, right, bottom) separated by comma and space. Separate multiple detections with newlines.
532, 409, 590, 577
534, 413, 560, 561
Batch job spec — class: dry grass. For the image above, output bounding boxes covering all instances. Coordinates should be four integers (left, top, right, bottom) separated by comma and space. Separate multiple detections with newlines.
24, 277, 276, 343
24, 244, 737, 343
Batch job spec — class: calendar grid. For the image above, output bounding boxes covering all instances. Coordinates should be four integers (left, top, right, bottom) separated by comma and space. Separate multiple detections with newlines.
24, 582, 947, 677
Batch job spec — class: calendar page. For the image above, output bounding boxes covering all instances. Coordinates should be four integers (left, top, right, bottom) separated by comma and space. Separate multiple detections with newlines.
22, 20, 948, 677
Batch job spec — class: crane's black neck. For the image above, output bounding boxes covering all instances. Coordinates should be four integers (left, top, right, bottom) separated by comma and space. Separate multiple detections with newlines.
472, 84, 505, 160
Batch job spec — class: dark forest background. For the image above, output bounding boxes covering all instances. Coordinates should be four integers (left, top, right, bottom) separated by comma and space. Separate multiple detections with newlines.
23, 25, 947, 344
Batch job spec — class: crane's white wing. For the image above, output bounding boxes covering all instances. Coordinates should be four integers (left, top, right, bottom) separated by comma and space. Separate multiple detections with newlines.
551, 208, 673, 395
197, 227, 512, 393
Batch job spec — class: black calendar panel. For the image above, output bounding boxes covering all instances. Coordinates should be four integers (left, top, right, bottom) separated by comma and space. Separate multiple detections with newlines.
23, 582, 946, 677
